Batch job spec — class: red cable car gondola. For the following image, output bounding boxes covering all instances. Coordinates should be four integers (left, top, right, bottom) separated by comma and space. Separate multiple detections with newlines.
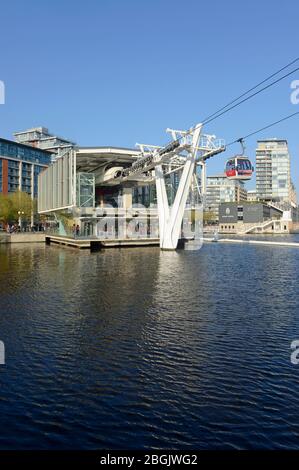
225, 139, 254, 180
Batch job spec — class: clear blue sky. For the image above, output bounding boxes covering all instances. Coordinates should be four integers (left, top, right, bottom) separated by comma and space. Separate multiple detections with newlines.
0, 0, 299, 190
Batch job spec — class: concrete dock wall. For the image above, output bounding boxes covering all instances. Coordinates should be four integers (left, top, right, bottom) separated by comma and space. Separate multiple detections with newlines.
0, 233, 46, 244
0, 233, 9, 244
203, 237, 299, 248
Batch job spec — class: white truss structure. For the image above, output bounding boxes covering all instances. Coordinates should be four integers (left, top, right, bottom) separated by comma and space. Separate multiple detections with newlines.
114, 123, 225, 250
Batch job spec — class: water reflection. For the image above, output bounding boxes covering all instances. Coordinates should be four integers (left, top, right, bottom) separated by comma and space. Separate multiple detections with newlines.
0, 243, 299, 449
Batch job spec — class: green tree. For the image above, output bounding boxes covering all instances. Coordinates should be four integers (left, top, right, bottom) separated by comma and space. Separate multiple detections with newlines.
9, 191, 34, 222
0, 194, 14, 224
203, 210, 218, 225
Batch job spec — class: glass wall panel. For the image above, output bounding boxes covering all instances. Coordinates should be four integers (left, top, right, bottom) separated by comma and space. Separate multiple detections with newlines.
76, 173, 95, 208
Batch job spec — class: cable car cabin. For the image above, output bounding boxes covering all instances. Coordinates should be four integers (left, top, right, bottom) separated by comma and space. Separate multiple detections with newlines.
225, 156, 254, 180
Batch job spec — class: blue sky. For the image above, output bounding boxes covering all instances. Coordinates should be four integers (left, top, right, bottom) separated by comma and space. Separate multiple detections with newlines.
0, 0, 299, 190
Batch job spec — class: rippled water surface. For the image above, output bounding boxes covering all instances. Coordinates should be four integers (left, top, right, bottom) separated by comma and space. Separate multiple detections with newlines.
0, 241, 299, 449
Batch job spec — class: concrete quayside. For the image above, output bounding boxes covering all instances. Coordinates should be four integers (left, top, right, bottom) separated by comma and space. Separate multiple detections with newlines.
0, 233, 46, 244
203, 237, 299, 248
1, 232, 299, 250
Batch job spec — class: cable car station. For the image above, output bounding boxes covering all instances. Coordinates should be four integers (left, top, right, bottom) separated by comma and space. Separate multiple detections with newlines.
38, 124, 225, 250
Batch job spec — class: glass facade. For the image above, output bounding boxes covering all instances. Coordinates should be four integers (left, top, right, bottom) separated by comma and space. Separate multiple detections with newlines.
256, 140, 292, 203
0, 138, 51, 197
0, 139, 51, 165
132, 184, 157, 207
7, 160, 19, 193
205, 175, 247, 219
131, 170, 199, 208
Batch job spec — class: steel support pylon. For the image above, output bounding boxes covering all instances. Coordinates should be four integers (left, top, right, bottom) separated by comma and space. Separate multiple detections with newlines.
155, 124, 202, 250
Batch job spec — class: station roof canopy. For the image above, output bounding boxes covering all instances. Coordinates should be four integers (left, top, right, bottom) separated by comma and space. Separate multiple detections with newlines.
75, 146, 140, 172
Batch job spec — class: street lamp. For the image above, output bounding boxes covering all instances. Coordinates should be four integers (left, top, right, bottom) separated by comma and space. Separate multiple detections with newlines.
18, 210, 24, 231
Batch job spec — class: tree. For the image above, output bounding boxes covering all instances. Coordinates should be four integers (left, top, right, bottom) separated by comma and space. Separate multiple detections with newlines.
0, 191, 35, 226
9, 191, 34, 222
0, 194, 14, 224
203, 210, 218, 225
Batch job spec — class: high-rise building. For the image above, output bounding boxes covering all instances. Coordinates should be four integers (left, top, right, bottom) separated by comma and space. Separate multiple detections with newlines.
256, 139, 295, 205
205, 174, 247, 220
13, 127, 76, 160
0, 137, 51, 197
